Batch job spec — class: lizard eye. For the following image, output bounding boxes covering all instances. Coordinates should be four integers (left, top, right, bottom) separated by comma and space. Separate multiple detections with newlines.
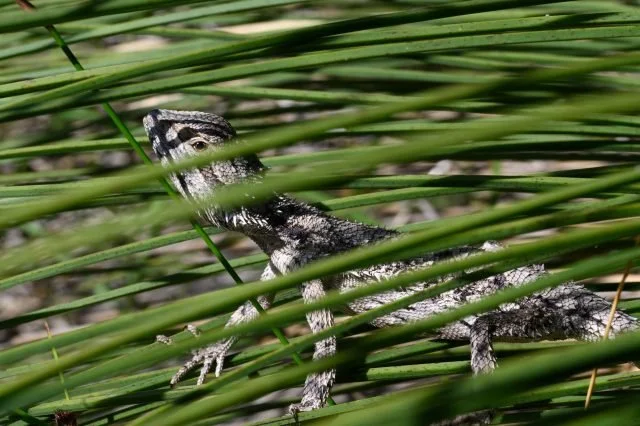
178, 127, 196, 141
191, 140, 208, 151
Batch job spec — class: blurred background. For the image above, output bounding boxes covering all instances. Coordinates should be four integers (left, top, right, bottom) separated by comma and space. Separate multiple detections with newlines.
1, 1, 640, 424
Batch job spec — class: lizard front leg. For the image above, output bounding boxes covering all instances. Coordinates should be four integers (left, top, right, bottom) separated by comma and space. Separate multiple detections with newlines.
289, 279, 336, 414
168, 265, 276, 386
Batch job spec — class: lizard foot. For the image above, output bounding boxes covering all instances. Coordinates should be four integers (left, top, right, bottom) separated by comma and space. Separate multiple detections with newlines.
288, 400, 321, 423
157, 324, 232, 387
171, 338, 233, 387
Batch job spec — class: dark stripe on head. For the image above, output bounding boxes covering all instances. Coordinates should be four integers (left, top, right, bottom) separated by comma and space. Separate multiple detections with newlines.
181, 119, 235, 140
151, 109, 234, 135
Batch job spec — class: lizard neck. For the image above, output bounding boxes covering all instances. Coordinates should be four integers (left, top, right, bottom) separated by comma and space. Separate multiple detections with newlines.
203, 193, 393, 256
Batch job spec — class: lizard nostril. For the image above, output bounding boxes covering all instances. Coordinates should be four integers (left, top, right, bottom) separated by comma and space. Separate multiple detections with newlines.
144, 109, 161, 123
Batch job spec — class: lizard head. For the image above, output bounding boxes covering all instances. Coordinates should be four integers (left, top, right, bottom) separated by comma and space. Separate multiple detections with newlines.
143, 109, 265, 201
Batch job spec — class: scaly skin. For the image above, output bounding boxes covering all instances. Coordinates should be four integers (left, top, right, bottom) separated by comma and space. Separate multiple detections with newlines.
144, 109, 638, 421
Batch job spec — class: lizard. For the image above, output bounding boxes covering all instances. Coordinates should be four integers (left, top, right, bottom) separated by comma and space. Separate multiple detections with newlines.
143, 108, 638, 420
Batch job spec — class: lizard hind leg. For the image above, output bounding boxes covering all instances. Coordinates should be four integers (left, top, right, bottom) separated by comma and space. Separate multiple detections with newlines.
468, 304, 576, 375
450, 307, 569, 426
467, 282, 639, 375
457, 286, 638, 425
551, 284, 639, 368
548, 284, 639, 341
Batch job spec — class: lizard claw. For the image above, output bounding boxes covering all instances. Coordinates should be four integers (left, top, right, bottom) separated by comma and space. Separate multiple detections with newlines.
185, 324, 201, 337
170, 339, 233, 387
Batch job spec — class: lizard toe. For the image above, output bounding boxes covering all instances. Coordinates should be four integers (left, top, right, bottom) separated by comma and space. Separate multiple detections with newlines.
197, 355, 215, 385
288, 401, 320, 416
170, 350, 204, 387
